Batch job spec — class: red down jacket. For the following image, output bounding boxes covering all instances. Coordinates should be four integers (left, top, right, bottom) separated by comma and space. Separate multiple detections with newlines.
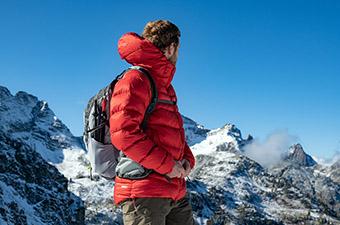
110, 32, 196, 206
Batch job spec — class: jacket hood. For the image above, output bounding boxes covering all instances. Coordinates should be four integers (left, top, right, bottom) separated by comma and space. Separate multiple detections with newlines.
117, 32, 176, 88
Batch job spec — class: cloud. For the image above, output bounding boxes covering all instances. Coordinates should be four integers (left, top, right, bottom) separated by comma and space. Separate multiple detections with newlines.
243, 129, 298, 168
312, 150, 340, 166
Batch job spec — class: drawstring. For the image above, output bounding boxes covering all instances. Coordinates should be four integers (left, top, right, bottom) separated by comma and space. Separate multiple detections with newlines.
132, 198, 137, 211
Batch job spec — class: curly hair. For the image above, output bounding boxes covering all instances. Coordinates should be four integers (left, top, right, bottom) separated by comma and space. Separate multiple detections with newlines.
142, 20, 181, 52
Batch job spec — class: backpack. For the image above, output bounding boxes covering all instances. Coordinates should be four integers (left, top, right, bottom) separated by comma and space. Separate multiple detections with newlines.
83, 66, 158, 180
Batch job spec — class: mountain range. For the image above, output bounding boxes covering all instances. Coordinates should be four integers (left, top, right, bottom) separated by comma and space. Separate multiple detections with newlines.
0, 85, 339, 225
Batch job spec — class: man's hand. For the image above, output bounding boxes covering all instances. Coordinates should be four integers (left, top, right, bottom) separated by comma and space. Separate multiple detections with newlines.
166, 160, 185, 178
181, 159, 192, 178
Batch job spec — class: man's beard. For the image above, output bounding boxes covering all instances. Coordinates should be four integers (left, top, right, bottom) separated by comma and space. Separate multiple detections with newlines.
169, 54, 177, 65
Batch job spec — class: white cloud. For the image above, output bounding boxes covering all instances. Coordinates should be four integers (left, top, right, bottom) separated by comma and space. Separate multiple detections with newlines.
243, 129, 298, 168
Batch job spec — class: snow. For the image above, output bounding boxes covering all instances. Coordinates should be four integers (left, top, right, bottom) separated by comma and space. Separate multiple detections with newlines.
0, 181, 45, 225
55, 147, 89, 179
54, 146, 118, 223
191, 127, 237, 156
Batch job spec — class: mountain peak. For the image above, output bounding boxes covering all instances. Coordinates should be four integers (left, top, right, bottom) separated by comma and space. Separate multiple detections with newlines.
191, 123, 253, 156
0, 85, 11, 98
289, 143, 303, 154
222, 123, 236, 129
208, 123, 251, 148
0, 85, 77, 163
222, 123, 242, 137
287, 143, 317, 167
15, 90, 39, 107
182, 115, 210, 146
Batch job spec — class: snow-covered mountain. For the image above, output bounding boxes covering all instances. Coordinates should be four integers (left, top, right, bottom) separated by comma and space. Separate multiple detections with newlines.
190, 123, 253, 156
1, 85, 340, 225
0, 86, 84, 224
0, 86, 84, 163
189, 130, 340, 224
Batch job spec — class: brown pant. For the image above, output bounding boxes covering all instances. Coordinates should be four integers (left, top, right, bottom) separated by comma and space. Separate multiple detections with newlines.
119, 193, 196, 225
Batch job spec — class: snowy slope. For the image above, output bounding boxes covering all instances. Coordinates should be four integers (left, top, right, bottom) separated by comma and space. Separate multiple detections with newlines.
0, 133, 84, 225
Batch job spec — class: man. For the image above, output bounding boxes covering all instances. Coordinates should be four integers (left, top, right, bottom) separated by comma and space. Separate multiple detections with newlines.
110, 20, 196, 225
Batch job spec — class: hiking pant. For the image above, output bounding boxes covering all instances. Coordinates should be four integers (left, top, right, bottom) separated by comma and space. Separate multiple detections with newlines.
119, 193, 196, 225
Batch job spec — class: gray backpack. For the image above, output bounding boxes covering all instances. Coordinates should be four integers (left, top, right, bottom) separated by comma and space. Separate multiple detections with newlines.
83, 66, 158, 180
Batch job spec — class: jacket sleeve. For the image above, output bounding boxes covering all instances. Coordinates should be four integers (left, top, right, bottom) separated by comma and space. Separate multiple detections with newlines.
183, 142, 195, 169
109, 70, 175, 175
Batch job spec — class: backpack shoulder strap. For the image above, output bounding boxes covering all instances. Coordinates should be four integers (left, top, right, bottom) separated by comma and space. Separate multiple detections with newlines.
128, 66, 158, 130
110, 66, 157, 130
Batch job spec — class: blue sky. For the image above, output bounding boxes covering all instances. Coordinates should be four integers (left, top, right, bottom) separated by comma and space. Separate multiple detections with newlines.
1, 0, 339, 160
